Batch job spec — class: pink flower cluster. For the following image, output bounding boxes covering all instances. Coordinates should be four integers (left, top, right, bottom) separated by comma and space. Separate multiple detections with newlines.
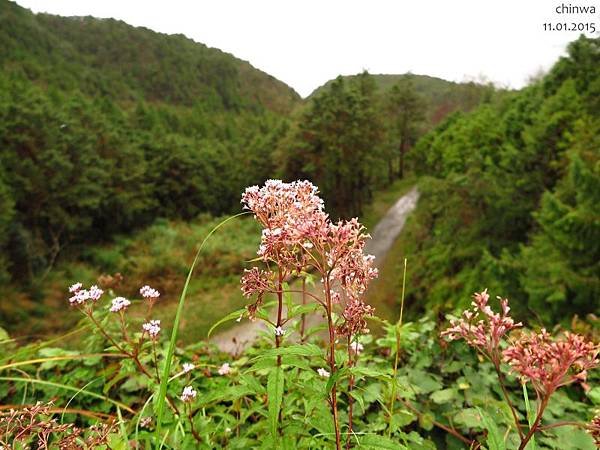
338, 298, 375, 337
503, 329, 599, 396
241, 267, 274, 299
240, 180, 377, 332
441, 290, 522, 361
589, 415, 600, 447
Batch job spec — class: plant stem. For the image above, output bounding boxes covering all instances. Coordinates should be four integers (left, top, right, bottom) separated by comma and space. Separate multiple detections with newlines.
300, 278, 307, 343
323, 275, 342, 450
276, 267, 283, 367
275, 267, 284, 435
346, 335, 355, 450
538, 420, 584, 431
518, 396, 549, 450
387, 258, 407, 436
493, 361, 524, 439
187, 404, 202, 442
152, 340, 161, 381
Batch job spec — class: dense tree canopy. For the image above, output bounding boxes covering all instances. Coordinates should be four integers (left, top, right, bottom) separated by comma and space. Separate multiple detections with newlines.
400, 36, 600, 324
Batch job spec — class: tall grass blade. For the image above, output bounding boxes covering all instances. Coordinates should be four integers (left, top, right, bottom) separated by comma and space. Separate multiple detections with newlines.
154, 212, 248, 442
387, 258, 407, 436
522, 384, 537, 450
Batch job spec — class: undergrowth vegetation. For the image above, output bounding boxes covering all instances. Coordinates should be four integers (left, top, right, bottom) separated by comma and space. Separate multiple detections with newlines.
1, 180, 599, 449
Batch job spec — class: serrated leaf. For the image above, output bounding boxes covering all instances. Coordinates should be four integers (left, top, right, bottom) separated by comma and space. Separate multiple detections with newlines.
282, 282, 293, 311
358, 434, 407, 449
587, 386, 600, 405
430, 388, 457, 404
477, 407, 506, 450
325, 367, 349, 394
390, 410, 417, 431
419, 412, 434, 431
207, 308, 247, 337
252, 343, 323, 360
454, 408, 482, 428
267, 366, 284, 439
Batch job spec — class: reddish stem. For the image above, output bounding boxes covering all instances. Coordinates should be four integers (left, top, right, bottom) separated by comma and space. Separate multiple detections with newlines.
324, 275, 342, 450
518, 396, 549, 450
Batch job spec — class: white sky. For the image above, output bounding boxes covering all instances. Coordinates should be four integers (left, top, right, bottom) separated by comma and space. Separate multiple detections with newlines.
13, 0, 600, 97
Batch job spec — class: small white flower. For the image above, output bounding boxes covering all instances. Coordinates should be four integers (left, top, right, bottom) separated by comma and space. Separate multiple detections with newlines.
69, 282, 82, 293
218, 363, 231, 376
142, 320, 161, 338
69, 289, 90, 305
225, 427, 232, 433
182, 363, 195, 374
140, 416, 152, 428
180, 386, 197, 402
275, 326, 284, 337
350, 341, 364, 355
317, 368, 330, 378
140, 285, 160, 299
88, 285, 104, 301
110, 297, 131, 312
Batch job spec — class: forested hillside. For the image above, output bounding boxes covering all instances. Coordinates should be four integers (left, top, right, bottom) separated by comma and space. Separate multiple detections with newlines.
0, 0, 300, 291
310, 73, 495, 125
390, 36, 600, 325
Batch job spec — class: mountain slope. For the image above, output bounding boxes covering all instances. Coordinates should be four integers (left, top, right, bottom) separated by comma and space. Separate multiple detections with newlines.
310, 73, 495, 124
0, 0, 299, 288
0, 0, 300, 113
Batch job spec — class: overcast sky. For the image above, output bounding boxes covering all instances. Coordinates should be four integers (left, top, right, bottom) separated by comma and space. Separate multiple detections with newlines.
13, 0, 599, 97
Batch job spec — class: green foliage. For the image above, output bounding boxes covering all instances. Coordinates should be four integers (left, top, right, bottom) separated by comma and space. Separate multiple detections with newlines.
398, 36, 600, 324
280, 73, 385, 218
1, 313, 596, 449
384, 78, 426, 179
520, 117, 600, 321
0, 0, 294, 288
310, 73, 495, 126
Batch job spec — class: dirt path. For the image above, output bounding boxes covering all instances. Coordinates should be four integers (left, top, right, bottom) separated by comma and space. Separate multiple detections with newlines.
210, 186, 420, 354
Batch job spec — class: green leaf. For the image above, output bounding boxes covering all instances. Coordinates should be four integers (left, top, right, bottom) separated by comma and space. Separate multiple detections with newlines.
0, 327, 10, 342
358, 434, 407, 449
252, 343, 323, 360
390, 410, 417, 431
453, 408, 482, 429
419, 412, 434, 431
325, 367, 348, 394
37, 348, 80, 370
267, 366, 284, 439
289, 302, 321, 318
207, 307, 247, 338
550, 426, 595, 449
430, 388, 458, 404
282, 282, 293, 311
477, 407, 506, 450
586, 386, 600, 405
